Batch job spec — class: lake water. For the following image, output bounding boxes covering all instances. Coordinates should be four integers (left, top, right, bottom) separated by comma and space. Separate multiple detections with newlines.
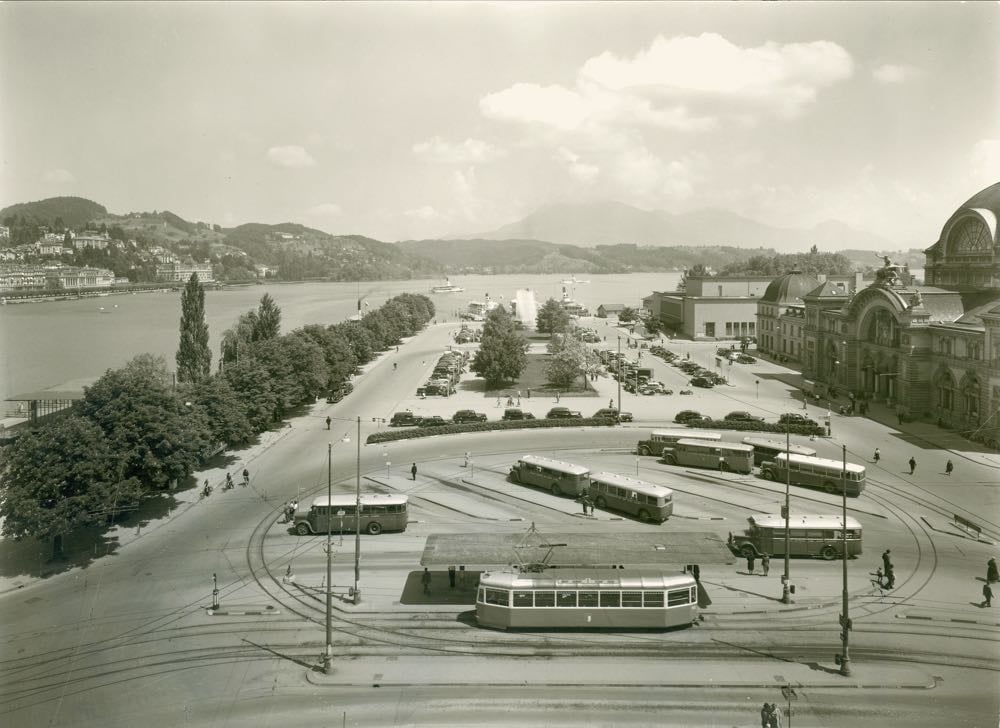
0, 272, 681, 405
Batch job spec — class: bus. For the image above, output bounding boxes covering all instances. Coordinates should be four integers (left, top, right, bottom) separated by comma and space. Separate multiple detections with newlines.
293, 494, 409, 536
760, 453, 866, 496
476, 568, 698, 630
636, 429, 722, 456
741, 437, 818, 466
730, 514, 863, 560
662, 439, 754, 474
510, 455, 590, 497
587, 472, 674, 523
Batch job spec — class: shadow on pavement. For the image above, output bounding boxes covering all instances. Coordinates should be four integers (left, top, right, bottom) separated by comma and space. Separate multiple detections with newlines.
399, 569, 481, 605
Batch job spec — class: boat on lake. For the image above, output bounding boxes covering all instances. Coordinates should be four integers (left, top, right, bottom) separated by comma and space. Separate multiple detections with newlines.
431, 278, 465, 293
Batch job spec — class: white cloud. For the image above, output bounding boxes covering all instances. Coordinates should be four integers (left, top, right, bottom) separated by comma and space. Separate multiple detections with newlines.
266, 145, 317, 168
405, 205, 445, 221
412, 136, 506, 164
872, 64, 917, 84
42, 168, 75, 184
305, 202, 343, 218
555, 147, 600, 184
481, 83, 594, 131
969, 139, 1000, 188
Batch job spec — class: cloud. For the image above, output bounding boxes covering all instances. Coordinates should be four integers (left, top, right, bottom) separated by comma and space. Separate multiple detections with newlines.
305, 202, 343, 218
42, 168, 75, 184
555, 147, 600, 184
969, 139, 1000, 186
872, 64, 917, 84
266, 145, 316, 168
412, 136, 506, 164
405, 205, 444, 221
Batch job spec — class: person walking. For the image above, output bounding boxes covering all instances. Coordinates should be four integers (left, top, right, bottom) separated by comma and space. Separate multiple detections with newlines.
909, 456, 917, 475
882, 549, 892, 573
760, 701, 772, 728
421, 567, 432, 595
987, 557, 999, 584
761, 553, 770, 577
885, 563, 896, 589
983, 582, 993, 607
873, 448, 880, 464
945, 459, 954, 476
410, 462, 418, 480
448, 565, 457, 588
325, 415, 331, 430
770, 703, 783, 728
526, 388, 531, 399
609, 398, 614, 409
747, 553, 756, 575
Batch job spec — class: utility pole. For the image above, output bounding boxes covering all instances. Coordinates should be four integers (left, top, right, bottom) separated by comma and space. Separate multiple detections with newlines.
782, 426, 791, 604
838, 443, 852, 675
353, 416, 361, 604
616, 336, 622, 416
324, 443, 333, 674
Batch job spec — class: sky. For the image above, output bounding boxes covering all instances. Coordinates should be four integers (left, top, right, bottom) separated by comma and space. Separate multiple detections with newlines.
1, 2, 998, 248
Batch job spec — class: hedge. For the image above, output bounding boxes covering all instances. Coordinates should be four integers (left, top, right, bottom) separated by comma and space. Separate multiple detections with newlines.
694, 419, 825, 437
366, 417, 617, 444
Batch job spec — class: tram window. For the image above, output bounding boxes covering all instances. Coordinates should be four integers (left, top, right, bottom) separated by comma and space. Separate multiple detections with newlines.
534, 591, 555, 607
643, 592, 664, 608
477, 587, 484, 603
513, 591, 534, 607
689, 586, 697, 602
578, 591, 599, 607
600, 592, 621, 608
485, 588, 509, 606
621, 591, 642, 608
667, 589, 689, 606
557, 591, 577, 607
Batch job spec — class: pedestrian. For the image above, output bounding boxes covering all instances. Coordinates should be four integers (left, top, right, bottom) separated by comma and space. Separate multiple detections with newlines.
945, 459, 953, 476
497, 395, 502, 407
609, 398, 614, 409
421, 567, 432, 595
885, 563, 895, 588
983, 582, 994, 607
882, 549, 892, 573
448, 565, 456, 588
771, 703, 783, 728
760, 701, 772, 728
761, 553, 770, 577
556, 391, 560, 402
988, 558, 999, 584
411, 462, 418, 480
909, 456, 916, 475
873, 448, 880, 464
747, 553, 756, 575
526, 388, 531, 399
325, 415, 331, 430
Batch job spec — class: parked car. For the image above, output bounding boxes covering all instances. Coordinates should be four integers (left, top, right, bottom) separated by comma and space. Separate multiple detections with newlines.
736, 354, 757, 364
725, 411, 764, 422
502, 408, 536, 421
675, 410, 707, 423
546, 407, 583, 419
452, 409, 487, 424
417, 415, 448, 427
690, 376, 714, 388
592, 407, 633, 422
390, 410, 420, 427
779, 412, 818, 427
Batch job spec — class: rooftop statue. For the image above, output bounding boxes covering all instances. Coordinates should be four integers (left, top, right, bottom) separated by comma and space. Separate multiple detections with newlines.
874, 252, 902, 287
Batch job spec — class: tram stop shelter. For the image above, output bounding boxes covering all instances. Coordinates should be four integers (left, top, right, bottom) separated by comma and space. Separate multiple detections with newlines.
421, 531, 735, 570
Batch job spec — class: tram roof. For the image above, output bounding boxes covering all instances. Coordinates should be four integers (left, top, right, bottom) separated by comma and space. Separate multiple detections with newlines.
479, 568, 696, 591
749, 514, 862, 530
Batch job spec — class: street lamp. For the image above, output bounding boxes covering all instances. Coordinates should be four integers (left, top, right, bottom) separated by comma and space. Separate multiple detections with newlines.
617, 336, 622, 417
324, 432, 350, 675
782, 426, 792, 605
837, 444, 852, 676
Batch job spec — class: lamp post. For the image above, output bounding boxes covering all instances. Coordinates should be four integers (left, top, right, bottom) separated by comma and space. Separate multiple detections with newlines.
324, 442, 334, 674
617, 336, 622, 416
838, 443, 852, 676
353, 416, 361, 604
782, 426, 791, 604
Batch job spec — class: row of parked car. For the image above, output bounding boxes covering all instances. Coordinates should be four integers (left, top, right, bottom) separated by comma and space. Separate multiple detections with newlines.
673, 409, 818, 426
417, 350, 469, 397
389, 405, 635, 428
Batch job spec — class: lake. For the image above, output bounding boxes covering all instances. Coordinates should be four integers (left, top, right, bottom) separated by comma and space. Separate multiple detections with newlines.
0, 272, 681, 405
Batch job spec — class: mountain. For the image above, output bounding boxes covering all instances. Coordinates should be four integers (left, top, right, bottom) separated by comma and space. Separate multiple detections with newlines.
1, 196, 107, 228
470, 201, 897, 253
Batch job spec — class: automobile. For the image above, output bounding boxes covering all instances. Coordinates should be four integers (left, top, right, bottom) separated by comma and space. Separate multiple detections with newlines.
546, 407, 583, 419
452, 409, 487, 424
417, 415, 448, 427
736, 353, 757, 364
502, 408, 536, 421
678, 389, 693, 395
690, 376, 714, 388
390, 410, 420, 427
779, 412, 818, 427
326, 381, 354, 403
675, 410, 707, 423
592, 407, 633, 422
725, 411, 764, 422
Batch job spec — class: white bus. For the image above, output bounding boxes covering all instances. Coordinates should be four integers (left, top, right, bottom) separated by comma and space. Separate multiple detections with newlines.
294, 493, 409, 536
760, 453, 866, 496
741, 437, 818, 466
662, 439, 754, 474
587, 472, 674, 523
636, 429, 722, 456
731, 514, 863, 560
510, 455, 591, 497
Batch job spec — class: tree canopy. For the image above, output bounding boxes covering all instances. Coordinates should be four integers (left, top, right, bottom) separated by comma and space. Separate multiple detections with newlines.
545, 333, 593, 390
471, 306, 529, 386
717, 252, 855, 277
176, 273, 211, 383
535, 298, 572, 335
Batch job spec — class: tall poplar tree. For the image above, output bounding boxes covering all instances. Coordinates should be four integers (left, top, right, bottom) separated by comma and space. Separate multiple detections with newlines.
176, 273, 211, 383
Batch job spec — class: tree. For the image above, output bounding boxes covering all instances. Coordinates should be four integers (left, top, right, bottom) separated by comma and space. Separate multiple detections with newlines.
0, 415, 142, 557
176, 273, 212, 384
545, 334, 592, 390
222, 359, 280, 432
535, 298, 572, 335
246, 334, 328, 414
295, 324, 358, 389
252, 293, 281, 341
471, 307, 528, 386
618, 307, 638, 324
220, 311, 256, 368
186, 377, 254, 447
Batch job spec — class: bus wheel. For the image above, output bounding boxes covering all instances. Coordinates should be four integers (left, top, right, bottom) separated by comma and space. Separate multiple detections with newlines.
551, 483, 561, 496
740, 545, 755, 559
638, 446, 650, 456
665, 455, 677, 466
765, 469, 778, 481
719, 462, 730, 472
638, 509, 651, 523
595, 496, 606, 509
511, 472, 521, 484
295, 523, 311, 536
823, 481, 837, 494
367, 522, 382, 536
821, 545, 838, 560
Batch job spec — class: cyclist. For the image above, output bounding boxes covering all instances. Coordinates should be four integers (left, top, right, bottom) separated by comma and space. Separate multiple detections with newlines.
873, 448, 880, 464
242, 468, 250, 486
225, 472, 233, 490
393, 362, 397, 371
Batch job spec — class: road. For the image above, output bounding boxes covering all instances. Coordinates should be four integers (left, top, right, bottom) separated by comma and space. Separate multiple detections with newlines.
1, 319, 998, 727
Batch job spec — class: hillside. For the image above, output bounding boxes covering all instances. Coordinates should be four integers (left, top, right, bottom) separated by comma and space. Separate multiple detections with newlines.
1, 196, 107, 228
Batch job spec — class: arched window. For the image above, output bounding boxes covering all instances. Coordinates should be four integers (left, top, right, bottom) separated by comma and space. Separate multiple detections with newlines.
863, 309, 899, 347
936, 368, 956, 411
960, 373, 980, 420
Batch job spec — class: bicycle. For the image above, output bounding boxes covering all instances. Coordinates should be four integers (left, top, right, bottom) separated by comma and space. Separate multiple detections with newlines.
242, 469, 250, 487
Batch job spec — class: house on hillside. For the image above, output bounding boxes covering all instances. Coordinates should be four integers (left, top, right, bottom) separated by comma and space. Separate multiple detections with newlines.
597, 303, 626, 318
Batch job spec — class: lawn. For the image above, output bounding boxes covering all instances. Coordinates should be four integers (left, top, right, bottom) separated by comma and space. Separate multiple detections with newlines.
481, 353, 598, 398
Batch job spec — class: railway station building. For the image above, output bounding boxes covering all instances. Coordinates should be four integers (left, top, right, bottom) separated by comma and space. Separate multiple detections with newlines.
801, 182, 1000, 446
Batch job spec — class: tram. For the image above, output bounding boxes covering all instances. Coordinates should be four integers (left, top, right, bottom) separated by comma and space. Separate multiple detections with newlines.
476, 568, 698, 630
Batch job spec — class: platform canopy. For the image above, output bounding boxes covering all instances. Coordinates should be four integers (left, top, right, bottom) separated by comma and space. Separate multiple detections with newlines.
5, 377, 97, 402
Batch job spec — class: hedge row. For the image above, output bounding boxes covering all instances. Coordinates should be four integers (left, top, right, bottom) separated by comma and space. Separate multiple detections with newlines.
366, 417, 617, 444
694, 419, 825, 437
